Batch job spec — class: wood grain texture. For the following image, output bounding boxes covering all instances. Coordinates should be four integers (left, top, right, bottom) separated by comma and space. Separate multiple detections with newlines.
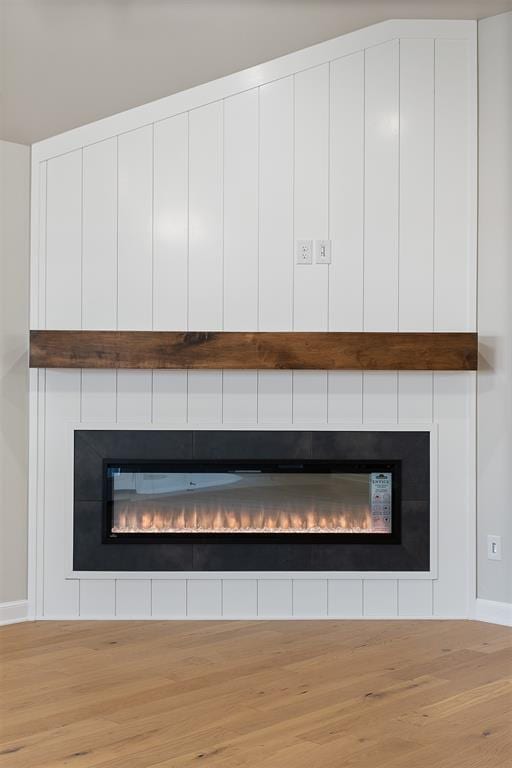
0, 620, 510, 767
29, 330, 478, 371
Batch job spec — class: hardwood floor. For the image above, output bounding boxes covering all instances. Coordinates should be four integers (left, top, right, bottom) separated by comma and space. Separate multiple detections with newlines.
0, 620, 511, 767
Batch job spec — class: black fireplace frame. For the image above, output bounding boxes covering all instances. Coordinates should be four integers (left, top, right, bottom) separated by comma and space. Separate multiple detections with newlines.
103, 458, 401, 545
74, 429, 430, 572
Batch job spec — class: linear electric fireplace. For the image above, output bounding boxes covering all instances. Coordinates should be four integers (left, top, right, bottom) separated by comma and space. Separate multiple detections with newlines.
106, 461, 396, 537
74, 430, 429, 572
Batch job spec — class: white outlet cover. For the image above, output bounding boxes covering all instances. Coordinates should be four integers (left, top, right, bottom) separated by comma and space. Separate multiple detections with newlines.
296, 240, 313, 265
315, 239, 332, 264
487, 534, 502, 561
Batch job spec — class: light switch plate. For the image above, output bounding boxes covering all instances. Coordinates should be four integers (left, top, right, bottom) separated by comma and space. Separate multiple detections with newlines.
296, 240, 313, 265
315, 239, 331, 264
487, 534, 502, 561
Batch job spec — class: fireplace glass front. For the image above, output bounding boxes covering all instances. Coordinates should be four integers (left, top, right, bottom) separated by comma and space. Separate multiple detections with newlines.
105, 461, 397, 538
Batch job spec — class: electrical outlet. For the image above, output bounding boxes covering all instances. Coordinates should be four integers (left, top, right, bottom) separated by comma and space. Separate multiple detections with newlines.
296, 240, 313, 265
487, 535, 502, 561
315, 239, 331, 264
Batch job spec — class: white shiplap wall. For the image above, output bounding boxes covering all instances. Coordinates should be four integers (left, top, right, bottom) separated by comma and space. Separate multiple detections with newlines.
28, 20, 477, 620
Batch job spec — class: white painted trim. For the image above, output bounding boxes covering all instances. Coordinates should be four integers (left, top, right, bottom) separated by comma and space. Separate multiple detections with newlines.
466, 373, 478, 620
28, 155, 50, 621
67, 571, 434, 581
69, 420, 435, 432
473, 598, 512, 627
31, 20, 476, 163
36, 614, 459, 622
0, 600, 29, 626
429, 421, 439, 581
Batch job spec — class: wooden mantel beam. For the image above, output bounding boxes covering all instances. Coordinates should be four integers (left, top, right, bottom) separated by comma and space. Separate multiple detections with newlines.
29, 330, 478, 371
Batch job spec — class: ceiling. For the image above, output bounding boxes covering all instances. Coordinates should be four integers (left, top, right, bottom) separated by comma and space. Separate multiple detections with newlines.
1, 0, 511, 145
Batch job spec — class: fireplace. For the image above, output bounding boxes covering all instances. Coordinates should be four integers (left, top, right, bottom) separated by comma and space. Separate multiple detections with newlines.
106, 460, 397, 538
74, 430, 429, 571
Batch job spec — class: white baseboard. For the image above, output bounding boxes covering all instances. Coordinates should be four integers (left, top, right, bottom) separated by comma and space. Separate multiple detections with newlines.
0, 600, 29, 626
473, 598, 512, 627
37, 614, 452, 621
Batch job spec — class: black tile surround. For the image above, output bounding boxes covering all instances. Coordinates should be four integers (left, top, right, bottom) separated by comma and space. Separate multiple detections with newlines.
73, 430, 430, 572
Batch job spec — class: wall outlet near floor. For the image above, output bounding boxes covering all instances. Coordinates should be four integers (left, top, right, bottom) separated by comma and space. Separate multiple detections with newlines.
315, 239, 331, 264
296, 240, 313, 265
487, 534, 502, 560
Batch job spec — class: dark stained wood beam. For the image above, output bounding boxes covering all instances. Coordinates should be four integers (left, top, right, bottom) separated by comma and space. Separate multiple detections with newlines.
29, 330, 478, 371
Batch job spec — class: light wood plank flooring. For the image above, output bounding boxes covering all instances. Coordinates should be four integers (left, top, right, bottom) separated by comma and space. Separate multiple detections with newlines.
1, 620, 511, 767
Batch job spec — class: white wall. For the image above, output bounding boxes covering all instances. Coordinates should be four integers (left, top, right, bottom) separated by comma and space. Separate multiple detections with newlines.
0, 140, 29, 604
29, 20, 477, 620
477, 11, 512, 605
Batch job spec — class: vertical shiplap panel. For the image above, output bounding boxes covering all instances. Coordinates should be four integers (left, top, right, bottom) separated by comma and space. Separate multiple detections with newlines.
117, 370, 152, 422
82, 138, 117, 330
188, 102, 224, 422
328, 580, 363, 617
293, 64, 329, 422
364, 373, 398, 424
116, 579, 152, 617
35, 161, 47, 329
363, 41, 399, 426
153, 371, 187, 424
257, 371, 293, 425
257, 580, 293, 617
188, 102, 223, 331
151, 580, 187, 617
434, 40, 472, 332
153, 113, 188, 330
187, 371, 223, 424
328, 52, 364, 424
293, 371, 328, 424
293, 580, 328, 617
222, 580, 258, 618
34, 369, 46, 616
117, 126, 153, 415
259, 77, 294, 331
398, 373, 433, 423
433, 373, 472, 616
329, 52, 364, 331
399, 39, 434, 331
328, 373, 363, 424
397, 39, 435, 427
223, 89, 259, 421
222, 371, 257, 424
153, 114, 189, 421
81, 138, 118, 423
187, 579, 222, 618
43, 370, 80, 617
258, 76, 294, 424
79, 580, 116, 618
117, 126, 153, 330
223, 89, 259, 330
398, 580, 433, 617
45, 150, 82, 329
81, 370, 117, 422
363, 580, 398, 617
43, 152, 81, 616
363, 40, 399, 331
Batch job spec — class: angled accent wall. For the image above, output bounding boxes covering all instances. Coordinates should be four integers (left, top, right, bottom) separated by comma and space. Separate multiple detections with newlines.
29, 20, 477, 619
